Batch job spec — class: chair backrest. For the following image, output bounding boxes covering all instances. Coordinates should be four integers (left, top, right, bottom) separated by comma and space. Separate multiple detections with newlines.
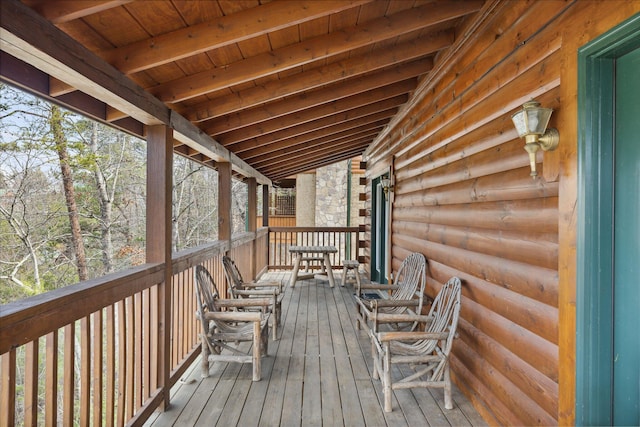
388, 252, 427, 313
194, 265, 221, 328
222, 256, 243, 298
426, 276, 461, 354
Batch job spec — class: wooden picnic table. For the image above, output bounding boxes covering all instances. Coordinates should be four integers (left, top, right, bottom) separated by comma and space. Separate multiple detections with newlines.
288, 245, 337, 288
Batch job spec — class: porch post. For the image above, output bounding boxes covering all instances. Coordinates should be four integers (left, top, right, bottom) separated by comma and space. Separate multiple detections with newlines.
262, 184, 269, 227
146, 124, 173, 410
218, 161, 232, 249
248, 178, 258, 279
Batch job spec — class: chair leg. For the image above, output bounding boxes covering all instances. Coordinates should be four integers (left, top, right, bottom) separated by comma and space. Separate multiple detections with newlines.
200, 338, 210, 378
253, 321, 262, 381
383, 343, 392, 412
444, 362, 453, 409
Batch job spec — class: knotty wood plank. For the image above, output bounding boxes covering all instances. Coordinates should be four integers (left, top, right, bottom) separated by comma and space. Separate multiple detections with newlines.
144, 272, 485, 427
327, 284, 367, 426
259, 276, 299, 426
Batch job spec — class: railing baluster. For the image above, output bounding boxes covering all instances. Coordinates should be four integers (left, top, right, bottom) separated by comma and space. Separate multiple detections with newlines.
134, 292, 143, 411
106, 305, 116, 427
63, 323, 75, 426
143, 289, 151, 403
80, 316, 91, 425
0, 349, 16, 427
126, 296, 135, 418
24, 340, 38, 426
117, 300, 126, 427
45, 331, 58, 426
93, 310, 104, 427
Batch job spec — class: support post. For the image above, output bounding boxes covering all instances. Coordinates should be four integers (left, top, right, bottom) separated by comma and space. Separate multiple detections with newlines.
218, 162, 232, 249
146, 124, 173, 410
248, 178, 257, 279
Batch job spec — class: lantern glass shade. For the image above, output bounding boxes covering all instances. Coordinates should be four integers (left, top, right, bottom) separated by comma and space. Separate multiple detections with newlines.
381, 178, 390, 189
511, 101, 553, 137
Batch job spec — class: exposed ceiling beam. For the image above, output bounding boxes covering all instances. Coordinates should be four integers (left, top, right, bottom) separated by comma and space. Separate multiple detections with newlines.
252, 131, 381, 169
267, 146, 371, 181
186, 34, 446, 122
100, 0, 371, 74
152, 1, 482, 103
24, 0, 132, 24
224, 101, 404, 155
216, 85, 411, 146
201, 63, 424, 135
0, 0, 270, 185
242, 120, 388, 161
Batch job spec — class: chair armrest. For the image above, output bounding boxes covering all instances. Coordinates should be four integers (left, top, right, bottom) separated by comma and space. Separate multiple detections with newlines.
215, 298, 272, 309
358, 284, 400, 291
376, 330, 450, 342
372, 299, 420, 308
234, 289, 276, 297
375, 313, 433, 325
204, 311, 264, 322
242, 281, 283, 292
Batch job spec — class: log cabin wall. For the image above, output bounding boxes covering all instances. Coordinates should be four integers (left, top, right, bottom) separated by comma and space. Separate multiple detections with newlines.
362, 1, 639, 425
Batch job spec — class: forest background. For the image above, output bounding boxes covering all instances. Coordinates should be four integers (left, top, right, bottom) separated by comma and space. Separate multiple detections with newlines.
0, 83, 251, 304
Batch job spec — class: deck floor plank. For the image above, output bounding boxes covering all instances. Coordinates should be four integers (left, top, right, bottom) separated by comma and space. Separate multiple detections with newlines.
145, 272, 487, 427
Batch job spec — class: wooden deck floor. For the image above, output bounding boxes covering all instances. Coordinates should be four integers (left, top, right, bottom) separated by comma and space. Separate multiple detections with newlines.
145, 271, 487, 427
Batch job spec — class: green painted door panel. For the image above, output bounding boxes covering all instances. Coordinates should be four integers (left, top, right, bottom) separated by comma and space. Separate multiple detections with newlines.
613, 46, 640, 426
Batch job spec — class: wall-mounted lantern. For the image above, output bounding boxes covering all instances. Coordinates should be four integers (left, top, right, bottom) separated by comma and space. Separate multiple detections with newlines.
380, 177, 393, 200
511, 100, 559, 178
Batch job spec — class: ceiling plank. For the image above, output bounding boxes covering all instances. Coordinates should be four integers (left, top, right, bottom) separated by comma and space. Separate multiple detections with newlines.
152, 1, 482, 102
186, 34, 445, 123
216, 81, 412, 143
25, 0, 133, 24
241, 120, 389, 160
265, 145, 371, 180
219, 91, 408, 147
201, 62, 426, 135
101, 0, 370, 74
251, 129, 381, 168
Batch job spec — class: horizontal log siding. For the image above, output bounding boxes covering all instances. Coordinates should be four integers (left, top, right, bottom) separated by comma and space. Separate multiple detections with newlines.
364, 1, 576, 424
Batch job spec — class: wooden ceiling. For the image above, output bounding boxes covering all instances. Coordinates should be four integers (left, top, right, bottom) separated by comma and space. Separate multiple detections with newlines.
14, 0, 483, 183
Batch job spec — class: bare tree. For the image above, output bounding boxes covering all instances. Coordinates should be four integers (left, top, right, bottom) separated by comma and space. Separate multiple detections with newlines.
50, 105, 88, 281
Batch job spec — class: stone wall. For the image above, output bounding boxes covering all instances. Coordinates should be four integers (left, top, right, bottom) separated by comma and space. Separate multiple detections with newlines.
314, 161, 348, 226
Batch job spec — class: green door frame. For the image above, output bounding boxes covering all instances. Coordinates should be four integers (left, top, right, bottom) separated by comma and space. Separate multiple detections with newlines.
576, 13, 640, 425
371, 174, 388, 284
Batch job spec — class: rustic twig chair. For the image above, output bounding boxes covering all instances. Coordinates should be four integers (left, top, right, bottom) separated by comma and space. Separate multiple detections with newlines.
371, 276, 462, 412
222, 256, 283, 339
194, 265, 270, 381
353, 252, 426, 333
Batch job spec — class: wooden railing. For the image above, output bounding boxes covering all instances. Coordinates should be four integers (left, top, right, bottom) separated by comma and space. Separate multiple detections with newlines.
0, 229, 268, 427
267, 227, 361, 269
0, 226, 360, 425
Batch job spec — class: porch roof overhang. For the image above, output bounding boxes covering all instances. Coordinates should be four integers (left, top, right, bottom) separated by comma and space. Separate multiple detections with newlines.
0, 0, 484, 185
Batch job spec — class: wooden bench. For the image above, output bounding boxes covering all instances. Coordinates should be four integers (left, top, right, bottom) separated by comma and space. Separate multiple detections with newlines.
341, 259, 361, 287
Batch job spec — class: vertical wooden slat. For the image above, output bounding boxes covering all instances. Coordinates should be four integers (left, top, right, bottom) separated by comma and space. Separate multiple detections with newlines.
93, 310, 103, 427
24, 340, 38, 426
117, 300, 126, 427
142, 289, 150, 402
80, 316, 91, 425
0, 349, 16, 427
45, 331, 58, 426
63, 323, 75, 426
106, 305, 115, 427
134, 292, 142, 410
126, 296, 135, 418
150, 286, 158, 394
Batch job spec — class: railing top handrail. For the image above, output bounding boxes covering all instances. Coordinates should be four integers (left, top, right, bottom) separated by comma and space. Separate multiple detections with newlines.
268, 226, 359, 232
0, 262, 164, 354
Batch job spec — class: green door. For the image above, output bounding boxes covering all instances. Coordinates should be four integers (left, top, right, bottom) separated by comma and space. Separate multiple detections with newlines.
612, 45, 640, 426
371, 175, 388, 284
577, 15, 640, 425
